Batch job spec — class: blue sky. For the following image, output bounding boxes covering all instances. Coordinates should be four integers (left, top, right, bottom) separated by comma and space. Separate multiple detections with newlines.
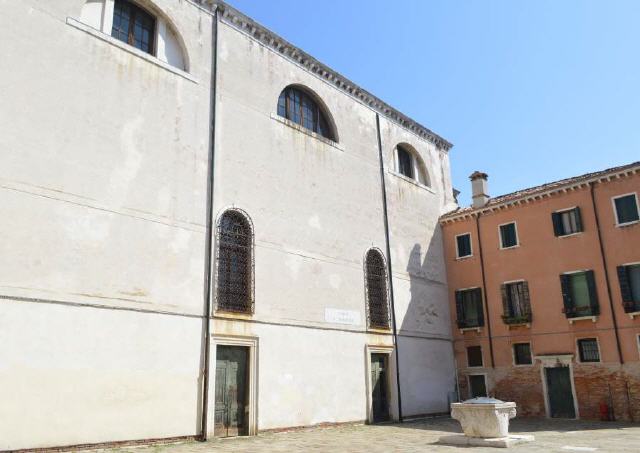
225, 0, 640, 205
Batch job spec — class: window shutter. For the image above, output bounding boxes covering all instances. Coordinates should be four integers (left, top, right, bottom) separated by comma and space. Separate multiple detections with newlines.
617, 265, 633, 304
552, 212, 563, 236
522, 281, 532, 315
475, 288, 485, 326
586, 270, 600, 313
455, 291, 464, 324
574, 207, 583, 232
560, 274, 573, 311
500, 284, 509, 317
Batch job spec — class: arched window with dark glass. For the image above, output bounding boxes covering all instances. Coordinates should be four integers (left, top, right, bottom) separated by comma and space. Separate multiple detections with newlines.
365, 248, 390, 329
216, 209, 254, 314
394, 143, 430, 187
111, 0, 156, 55
277, 86, 336, 141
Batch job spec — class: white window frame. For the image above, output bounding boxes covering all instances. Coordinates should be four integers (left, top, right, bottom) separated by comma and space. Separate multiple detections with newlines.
637, 334, 640, 359
512, 341, 533, 367
611, 192, 639, 227
575, 337, 601, 364
466, 345, 484, 368
455, 232, 473, 259
498, 221, 520, 250
553, 206, 583, 238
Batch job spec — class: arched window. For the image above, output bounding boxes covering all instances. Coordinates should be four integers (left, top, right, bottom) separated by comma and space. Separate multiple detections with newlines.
112, 0, 156, 54
394, 144, 430, 187
365, 248, 390, 329
216, 209, 254, 314
277, 86, 336, 141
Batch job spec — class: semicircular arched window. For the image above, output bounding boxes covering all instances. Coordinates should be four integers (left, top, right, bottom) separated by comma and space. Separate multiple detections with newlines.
216, 209, 254, 314
395, 144, 430, 187
277, 86, 336, 141
365, 248, 390, 329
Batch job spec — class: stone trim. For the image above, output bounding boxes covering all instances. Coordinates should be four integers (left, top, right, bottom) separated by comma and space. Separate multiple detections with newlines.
209, 1, 452, 151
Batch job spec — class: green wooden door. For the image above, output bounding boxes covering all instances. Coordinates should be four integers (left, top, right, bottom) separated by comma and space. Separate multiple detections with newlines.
371, 353, 390, 422
545, 366, 576, 418
214, 346, 249, 437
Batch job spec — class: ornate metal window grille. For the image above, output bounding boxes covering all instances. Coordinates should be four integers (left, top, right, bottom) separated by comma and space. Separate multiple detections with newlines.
365, 248, 391, 329
215, 209, 254, 314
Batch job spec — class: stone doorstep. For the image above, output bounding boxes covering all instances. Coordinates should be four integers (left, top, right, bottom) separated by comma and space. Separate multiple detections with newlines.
438, 434, 535, 448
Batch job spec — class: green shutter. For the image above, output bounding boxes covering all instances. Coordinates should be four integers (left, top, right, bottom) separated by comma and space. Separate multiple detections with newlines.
560, 274, 574, 312
500, 284, 509, 317
522, 281, 532, 316
552, 212, 563, 236
475, 288, 485, 327
455, 290, 464, 325
617, 265, 633, 307
574, 207, 583, 232
586, 270, 600, 314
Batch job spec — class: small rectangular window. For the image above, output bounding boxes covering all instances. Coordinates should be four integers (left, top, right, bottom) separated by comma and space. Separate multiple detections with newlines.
455, 288, 484, 328
613, 194, 639, 225
467, 346, 483, 367
499, 222, 518, 248
552, 207, 583, 236
456, 233, 472, 258
513, 343, 532, 365
578, 338, 600, 362
468, 375, 487, 398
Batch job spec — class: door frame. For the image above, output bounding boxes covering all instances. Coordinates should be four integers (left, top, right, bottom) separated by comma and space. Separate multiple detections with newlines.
209, 335, 259, 436
466, 373, 488, 398
365, 345, 397, 423
535, 354, 579, 419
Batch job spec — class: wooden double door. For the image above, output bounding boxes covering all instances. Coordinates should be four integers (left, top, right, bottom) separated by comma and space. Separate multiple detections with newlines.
214, 345, 249, 437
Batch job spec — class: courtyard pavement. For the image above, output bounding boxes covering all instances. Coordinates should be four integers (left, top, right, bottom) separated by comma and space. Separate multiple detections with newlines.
104, 418, 640, 453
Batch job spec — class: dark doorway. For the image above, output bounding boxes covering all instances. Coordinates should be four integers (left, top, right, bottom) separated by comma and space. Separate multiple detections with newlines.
215, 345, 249, 437
370, 353, 390, 422
545, 366, 576, 418
468, 374, 487, 398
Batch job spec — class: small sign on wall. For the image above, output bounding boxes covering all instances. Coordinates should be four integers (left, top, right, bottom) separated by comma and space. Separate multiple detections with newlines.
325, 308, 361, 326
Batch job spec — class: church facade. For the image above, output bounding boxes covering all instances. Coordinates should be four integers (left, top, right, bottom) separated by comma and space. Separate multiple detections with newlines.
0, 1, 457, 449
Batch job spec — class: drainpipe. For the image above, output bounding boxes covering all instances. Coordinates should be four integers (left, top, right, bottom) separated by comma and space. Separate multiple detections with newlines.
474, 212, 495, 368
200, 5, 220, 441
375, 113, 403, 422
589, 182, 623, 365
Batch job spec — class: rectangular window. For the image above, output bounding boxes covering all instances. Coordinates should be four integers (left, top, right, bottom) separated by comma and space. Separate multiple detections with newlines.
613, 193, 639, 225
578, 338, 600, 362
560, 271, 600, 318
501, 281, 532, 324
467, 346, 483, 367
468, 375, 487, 398
552, 207, 583, 236
513, 343, 533, 365
456, 233, 472, 258
617, 264, 640, 312
455, 288, 484, 328
499, 222, 518, 248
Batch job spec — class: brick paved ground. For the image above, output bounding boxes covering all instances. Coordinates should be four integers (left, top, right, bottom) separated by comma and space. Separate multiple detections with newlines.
103, 418, 640, 453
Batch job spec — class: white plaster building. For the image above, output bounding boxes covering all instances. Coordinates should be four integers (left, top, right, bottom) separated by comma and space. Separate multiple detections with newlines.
0, 0, 457, 449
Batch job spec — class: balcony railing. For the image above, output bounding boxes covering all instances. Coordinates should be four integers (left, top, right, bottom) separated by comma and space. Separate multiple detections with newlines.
456, 319, 484, 329
562, 305, 600, 318
501, 314, 532, 325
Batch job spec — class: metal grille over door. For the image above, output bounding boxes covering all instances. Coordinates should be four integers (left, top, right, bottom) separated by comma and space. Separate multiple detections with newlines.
216, 210, 254, 314
365, 248, 391, 329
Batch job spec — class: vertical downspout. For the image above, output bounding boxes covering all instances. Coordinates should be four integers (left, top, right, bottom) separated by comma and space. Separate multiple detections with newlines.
589, 182, 624, 364
375, 113, 403, 422
474, 213, 495, 368
200, 5, 220, 441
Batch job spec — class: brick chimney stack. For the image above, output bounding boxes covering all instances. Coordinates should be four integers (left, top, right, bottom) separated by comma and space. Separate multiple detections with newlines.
470, 171, 489, 208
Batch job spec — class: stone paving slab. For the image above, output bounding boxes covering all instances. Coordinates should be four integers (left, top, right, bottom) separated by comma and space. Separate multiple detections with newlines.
102, 418, 640, 453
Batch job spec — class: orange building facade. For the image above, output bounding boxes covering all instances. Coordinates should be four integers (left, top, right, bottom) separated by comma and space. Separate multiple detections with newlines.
440, 162, 640, 421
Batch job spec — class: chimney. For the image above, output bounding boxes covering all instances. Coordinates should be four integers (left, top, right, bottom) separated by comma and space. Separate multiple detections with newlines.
470, 171, 489, 208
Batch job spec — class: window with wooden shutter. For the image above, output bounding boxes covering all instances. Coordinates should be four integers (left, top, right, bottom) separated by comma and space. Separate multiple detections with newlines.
455, 288, 484, 328
560, 271, 599, 318
552, 207, 583, 236
501, 281, 532, 324
618, 264, 640, 312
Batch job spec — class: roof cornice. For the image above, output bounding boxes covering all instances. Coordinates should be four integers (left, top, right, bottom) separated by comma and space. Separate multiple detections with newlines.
207, 1, 453, 151
440, 163, 640, 224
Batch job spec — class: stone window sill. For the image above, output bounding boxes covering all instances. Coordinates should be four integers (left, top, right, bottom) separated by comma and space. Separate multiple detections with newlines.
626, 310, 640, 320
271, 113, 344, 151
616, 220, 639, 228
567, 315, 598, 324
389, 171, 436, 194
455, 254, 474, 261
459, 327, 482, 334
66, 17, 197, 83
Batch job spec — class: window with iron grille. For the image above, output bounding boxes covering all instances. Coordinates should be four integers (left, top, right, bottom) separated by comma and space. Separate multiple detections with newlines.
455, 288, 484, 328
216, 210, 253, 314
365, 248, 390, 329
111, 0, 156, 55
513, 343, 532, 365
277, 86, 335, 140
500, 281, 532, 324
552, 207, 583, 236
618, 264, 640, 312
467, 346, 483, 367
578, 338, 600, 362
